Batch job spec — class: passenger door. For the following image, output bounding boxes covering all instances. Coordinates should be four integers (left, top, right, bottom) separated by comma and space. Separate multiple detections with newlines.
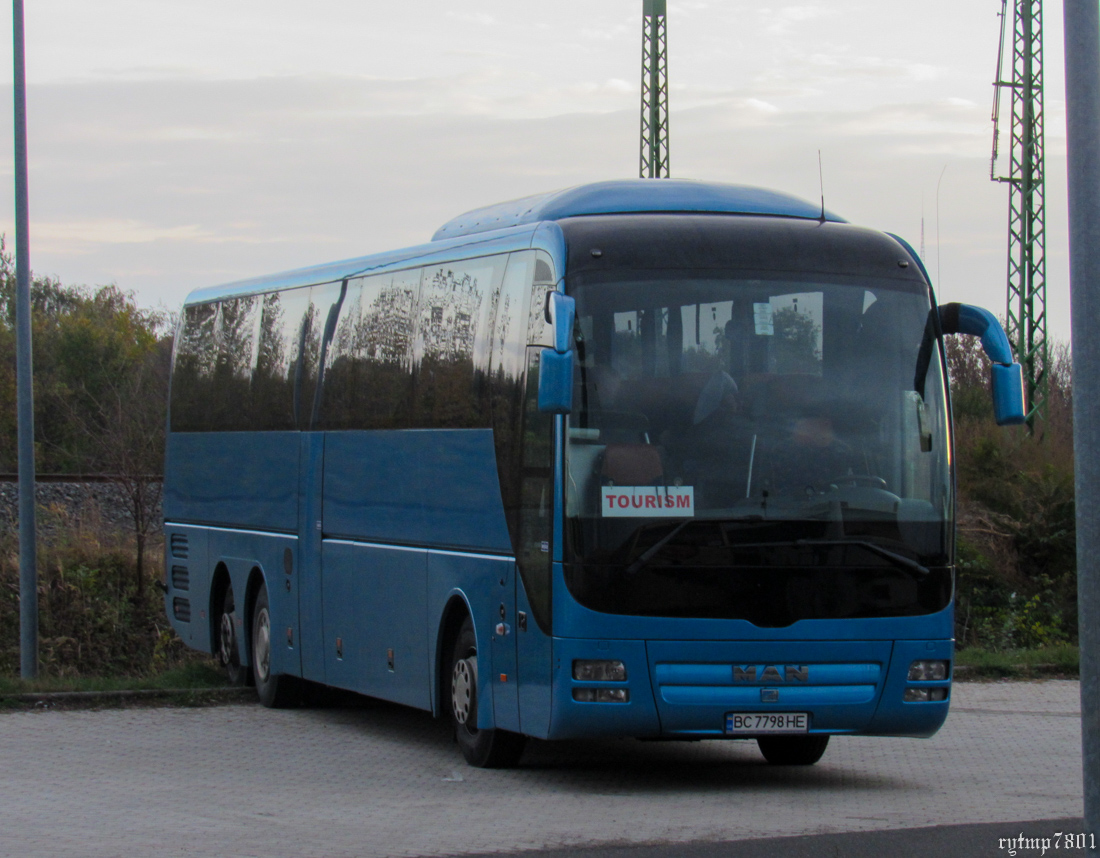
515, 347, 555, 738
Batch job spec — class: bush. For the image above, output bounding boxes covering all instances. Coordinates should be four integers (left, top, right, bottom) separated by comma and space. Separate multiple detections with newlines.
0, 501, 204, 678
948, 335, 1078, 650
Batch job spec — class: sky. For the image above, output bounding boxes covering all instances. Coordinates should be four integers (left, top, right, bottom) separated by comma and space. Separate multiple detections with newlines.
0, 0, 1074, 341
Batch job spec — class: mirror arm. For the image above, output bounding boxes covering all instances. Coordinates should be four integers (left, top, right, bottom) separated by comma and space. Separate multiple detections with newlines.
938, 302, 1013, 365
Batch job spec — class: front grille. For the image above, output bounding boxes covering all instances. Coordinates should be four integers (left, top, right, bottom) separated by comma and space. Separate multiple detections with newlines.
173, 597, 191, 623
171, 565, 189, 591
169, 533, 189, 559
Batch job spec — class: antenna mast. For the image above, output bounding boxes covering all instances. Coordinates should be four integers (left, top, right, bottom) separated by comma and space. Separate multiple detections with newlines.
991, 0, 1047, 427
640, 0, 670, 178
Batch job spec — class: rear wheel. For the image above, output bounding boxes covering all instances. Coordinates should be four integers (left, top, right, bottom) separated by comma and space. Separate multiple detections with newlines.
217, 585, 247, 687
448, 616, 526, 768
251, 583, 300, 708
757, 734, 830, 765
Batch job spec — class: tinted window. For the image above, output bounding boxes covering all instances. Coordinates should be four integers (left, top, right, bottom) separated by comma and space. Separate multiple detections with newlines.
170, 303, 218, 432
252, 286, 313, 431
411, 257, 505, 428
209, 295, 262, 431
322, 270, 418, 430
300, 281, 346, 428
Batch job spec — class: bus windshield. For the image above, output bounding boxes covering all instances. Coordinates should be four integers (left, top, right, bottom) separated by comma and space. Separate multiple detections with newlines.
563, 270, 953, 624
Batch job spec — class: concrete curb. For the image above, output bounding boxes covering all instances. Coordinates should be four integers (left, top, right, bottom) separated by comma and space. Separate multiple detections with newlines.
0, 686, 256, 706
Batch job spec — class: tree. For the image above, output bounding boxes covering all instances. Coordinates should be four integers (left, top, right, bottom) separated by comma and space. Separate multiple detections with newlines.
0, 238, 171, 594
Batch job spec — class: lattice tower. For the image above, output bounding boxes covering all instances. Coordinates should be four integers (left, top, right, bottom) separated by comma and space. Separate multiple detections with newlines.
991, 0, 1047, 426
640, 0, 670, 178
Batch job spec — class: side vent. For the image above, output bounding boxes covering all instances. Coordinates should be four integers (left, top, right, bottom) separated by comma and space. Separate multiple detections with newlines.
171, 565, 190, 591
173, 597, 192, 623
170, 533, 189, 559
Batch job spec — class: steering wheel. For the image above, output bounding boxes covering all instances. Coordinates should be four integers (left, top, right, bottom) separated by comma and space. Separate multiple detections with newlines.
829, 474, 888, 490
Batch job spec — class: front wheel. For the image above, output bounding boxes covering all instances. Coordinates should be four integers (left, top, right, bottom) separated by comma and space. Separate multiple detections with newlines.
448, 616, 526, 768
251, 584, 300, 708
757, 734, 830, 765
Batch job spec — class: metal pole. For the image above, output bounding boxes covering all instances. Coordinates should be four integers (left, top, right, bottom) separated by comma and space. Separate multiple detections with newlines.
1063, 0, 1100, 839
13, 0, 37, 679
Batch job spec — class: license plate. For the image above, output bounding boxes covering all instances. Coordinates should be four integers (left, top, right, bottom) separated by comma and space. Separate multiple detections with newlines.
725, 712, 809, 734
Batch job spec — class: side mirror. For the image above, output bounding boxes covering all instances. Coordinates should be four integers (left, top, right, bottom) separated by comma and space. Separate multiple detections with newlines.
538, 291, 576, 414
546, 291, 576, 354
991, 362, 1027, 426
939, 302, 1027, 426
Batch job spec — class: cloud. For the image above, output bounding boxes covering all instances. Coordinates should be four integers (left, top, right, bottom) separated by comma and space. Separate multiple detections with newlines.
0, 70, 1069, 340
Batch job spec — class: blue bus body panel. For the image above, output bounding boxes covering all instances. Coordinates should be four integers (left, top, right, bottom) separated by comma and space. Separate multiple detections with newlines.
426, 551, 516, 729
433, 179, 846, 241
164, 432, 300, 531
298, 433, 327, 683
321, 539, 430, 708
866, 638, 953, 737
515, 574, 554, 738
323, 429, 512, 552
162, 523, 300, 677
163, 524, 210, 650
548, 637, 662, 738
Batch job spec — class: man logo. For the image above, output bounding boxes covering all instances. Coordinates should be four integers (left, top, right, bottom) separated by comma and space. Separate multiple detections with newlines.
733, 665, 809, 682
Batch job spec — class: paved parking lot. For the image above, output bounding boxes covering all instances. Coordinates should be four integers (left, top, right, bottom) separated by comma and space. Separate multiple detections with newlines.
0, 680, 1082, 858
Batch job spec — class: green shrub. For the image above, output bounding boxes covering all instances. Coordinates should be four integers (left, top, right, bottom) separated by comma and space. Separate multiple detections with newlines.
0, 504, 204, 679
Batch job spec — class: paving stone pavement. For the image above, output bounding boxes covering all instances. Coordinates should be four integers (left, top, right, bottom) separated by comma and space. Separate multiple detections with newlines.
0, 680, 1082, 858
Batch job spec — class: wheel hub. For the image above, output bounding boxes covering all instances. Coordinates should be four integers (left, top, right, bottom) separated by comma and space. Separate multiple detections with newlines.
451, 656, 477, 725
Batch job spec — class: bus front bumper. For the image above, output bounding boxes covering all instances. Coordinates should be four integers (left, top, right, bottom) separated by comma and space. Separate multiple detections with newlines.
546, 637, 953, 740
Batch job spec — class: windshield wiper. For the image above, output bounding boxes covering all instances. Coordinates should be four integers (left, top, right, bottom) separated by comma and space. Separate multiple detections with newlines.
731, 538, 930, 578
625, 515, 763, 576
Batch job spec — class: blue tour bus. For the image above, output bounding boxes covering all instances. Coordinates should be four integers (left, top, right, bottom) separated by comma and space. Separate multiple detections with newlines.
163, 179, 1025, 767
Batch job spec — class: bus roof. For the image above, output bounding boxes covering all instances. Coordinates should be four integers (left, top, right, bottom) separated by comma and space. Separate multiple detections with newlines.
431, 179, 846, 241
183, 180, 846, 307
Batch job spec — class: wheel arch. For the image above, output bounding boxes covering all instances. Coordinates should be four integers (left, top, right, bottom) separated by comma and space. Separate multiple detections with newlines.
209, 562, 232, 655
434, 592, 474, 719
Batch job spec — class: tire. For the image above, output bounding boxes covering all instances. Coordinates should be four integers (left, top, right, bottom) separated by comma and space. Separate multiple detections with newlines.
217, 585, 248, 687
251, 583, 301, 708
757, 734, 830, 766
448, 616, 526, 768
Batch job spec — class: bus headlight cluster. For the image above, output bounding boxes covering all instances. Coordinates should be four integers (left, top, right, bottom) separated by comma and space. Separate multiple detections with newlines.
573, 688, 629, 703
573, 660, 627, 682
904, 687, 948, 703
907, 660, 949, 681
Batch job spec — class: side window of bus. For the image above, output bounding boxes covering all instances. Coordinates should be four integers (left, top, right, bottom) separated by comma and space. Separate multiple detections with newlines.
518, 347, 554, 631
412, 256, 504, 428
170, 303, 219, 432
299, 281, 346, 429
252, 286, 313, 431
322, 270, 418, 430
527, 256, 555, 346
208, 295, 262, 431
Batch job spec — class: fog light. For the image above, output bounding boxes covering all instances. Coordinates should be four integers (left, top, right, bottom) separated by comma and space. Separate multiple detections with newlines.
572, 687, 630, 703
904, 687, 948, 702
907, 660, 949, 681
573, 659, 627, 682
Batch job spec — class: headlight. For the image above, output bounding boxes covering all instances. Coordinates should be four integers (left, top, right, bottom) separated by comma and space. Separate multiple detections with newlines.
907, 660, 949, 681
573, 659, 627, 682
573, 688, 630, 703
904, 687, 948, 702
